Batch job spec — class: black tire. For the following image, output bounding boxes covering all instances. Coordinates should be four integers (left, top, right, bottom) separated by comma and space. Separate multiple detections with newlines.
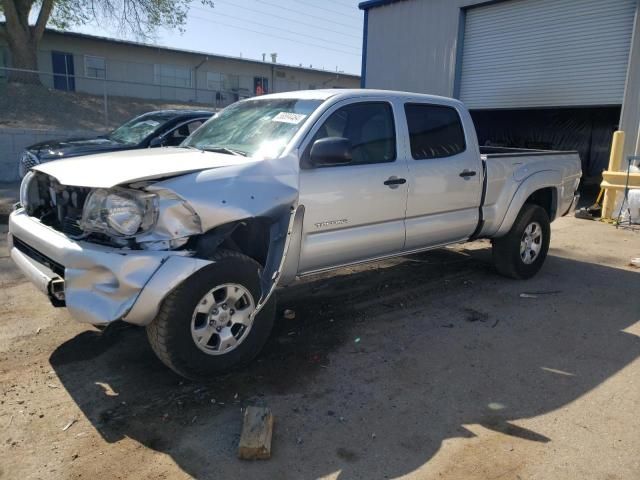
492, 204, 550, 280
146, 249, 276, 380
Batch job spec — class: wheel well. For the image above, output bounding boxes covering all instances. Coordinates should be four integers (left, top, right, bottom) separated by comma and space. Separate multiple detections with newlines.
525, 187, 556, 220
191, 218, 271, 266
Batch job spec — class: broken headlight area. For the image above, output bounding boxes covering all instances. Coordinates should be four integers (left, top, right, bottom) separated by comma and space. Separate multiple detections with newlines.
81, 188, 158, 238
22, 172, 93, 238
22, 173, 201, 250
134, 190, 203, 250
19, 170, 35, 210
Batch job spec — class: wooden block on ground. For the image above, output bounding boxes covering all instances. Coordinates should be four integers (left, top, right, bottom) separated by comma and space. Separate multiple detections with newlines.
238, 406, 274, 460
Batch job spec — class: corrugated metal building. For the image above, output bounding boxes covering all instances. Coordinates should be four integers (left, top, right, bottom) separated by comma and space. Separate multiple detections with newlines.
359, 0, 640, 182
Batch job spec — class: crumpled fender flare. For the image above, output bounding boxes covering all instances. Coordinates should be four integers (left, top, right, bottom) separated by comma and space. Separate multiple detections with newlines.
252, 204, 304, 315
123, 204, 299, 326
123, 255, 213, 325
132, 205, 302, 325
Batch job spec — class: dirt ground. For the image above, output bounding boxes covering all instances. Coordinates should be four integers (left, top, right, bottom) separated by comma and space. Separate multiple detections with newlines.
0, 216, 638, 480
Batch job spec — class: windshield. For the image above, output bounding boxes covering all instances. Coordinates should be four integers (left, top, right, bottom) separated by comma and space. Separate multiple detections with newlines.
109, 113, 172, 145
183, 98, 323, 158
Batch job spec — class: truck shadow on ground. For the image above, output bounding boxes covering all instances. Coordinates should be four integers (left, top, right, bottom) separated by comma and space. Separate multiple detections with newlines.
49, 247, 640, 479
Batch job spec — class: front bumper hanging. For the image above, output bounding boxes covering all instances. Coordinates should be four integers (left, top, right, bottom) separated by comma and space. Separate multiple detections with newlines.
8, 208, 211, 326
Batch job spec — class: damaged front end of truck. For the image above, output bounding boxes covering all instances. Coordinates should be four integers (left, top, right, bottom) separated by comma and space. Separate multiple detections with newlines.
9, 148, 302, 327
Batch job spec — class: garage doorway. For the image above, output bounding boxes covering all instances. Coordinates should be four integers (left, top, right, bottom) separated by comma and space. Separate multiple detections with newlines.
471, 106, 620, 187
458, 0, 635, 110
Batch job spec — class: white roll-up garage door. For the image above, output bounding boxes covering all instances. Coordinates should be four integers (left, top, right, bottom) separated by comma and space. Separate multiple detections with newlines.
459, 0, 637, 109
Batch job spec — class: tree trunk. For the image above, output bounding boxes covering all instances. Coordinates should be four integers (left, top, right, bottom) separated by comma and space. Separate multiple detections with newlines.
1, 0, 53, 85
6, 38, 40, 84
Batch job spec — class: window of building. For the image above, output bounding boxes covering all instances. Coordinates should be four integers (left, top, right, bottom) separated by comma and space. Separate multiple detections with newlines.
237, 75, 252, 92
206, 72, 222, 91
309, 102, 396, 166
404, 104, 466, 160
254, 77, 269, 95
153, 64, 193, 88
205, 72, 241, 92
84, 55, 106, 79
221, 74, 238, 93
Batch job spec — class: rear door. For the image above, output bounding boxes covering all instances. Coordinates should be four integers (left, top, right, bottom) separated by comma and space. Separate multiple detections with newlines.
298, 99, 408, 273
402, 102, 482, 249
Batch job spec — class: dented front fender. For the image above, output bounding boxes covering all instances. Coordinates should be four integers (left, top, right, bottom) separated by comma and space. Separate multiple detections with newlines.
150, 152, 303, 311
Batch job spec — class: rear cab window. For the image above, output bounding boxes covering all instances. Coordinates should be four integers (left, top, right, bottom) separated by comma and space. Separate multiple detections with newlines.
186, 119, 205, 134
404, 103, 466, 159
165, 119, 206, 146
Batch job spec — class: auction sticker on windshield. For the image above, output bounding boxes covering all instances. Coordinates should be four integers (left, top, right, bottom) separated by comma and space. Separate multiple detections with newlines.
272, 112, 307, 124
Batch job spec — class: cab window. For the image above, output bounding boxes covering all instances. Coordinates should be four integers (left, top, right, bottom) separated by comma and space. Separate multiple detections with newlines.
308, 102, 396, 166
404, 103, 466, 159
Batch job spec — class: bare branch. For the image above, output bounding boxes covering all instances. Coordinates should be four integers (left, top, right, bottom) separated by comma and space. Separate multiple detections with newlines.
33, 0, 54, 41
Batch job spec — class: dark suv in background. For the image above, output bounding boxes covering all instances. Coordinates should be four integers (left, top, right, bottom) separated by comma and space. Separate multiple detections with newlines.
18, 110, 214, 178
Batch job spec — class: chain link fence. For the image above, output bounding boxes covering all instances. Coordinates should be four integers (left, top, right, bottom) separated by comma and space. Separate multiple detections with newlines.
0, 65, 249, 129
0, 65, 233, 181
0, 51, 347, 128
0, 52, 356, 181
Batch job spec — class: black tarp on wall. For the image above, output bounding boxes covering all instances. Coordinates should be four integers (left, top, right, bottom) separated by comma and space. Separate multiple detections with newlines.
471, 107, 620, 180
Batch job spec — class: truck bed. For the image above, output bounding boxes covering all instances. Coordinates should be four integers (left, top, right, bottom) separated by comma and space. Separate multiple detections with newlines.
478, 146, 582, 238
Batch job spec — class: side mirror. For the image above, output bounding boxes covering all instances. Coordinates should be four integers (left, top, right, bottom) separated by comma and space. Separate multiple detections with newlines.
149, 136, 164, 148
309, 137, 352, 167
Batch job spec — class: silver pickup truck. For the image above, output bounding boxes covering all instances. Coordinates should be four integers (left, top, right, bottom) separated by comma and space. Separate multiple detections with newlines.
8, 89, 581, 379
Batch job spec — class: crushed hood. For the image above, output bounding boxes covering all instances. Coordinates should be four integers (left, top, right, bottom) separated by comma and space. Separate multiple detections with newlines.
33, 147, 259, 188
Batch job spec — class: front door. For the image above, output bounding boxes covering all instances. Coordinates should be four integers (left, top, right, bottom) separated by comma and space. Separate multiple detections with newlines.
298, 100, 408, 273
402, 102, 482, 250
51, 51, 75, 91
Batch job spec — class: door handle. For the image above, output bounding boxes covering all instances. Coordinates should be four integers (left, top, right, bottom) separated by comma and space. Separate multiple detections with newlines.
459, 170, 477, 178
384, 176, 407, 189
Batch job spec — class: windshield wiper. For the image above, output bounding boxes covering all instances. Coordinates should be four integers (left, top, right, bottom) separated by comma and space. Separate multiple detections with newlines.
199, 145, 248, 157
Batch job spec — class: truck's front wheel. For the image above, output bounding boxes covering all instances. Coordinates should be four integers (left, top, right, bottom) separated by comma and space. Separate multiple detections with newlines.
492, 204, 550, 280
146, 250, 275, 379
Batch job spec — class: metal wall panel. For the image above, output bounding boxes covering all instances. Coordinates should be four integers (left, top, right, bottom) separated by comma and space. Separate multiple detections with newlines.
364, 0, 465, 96
460, 0, 637, 109
619, 2, 640, 161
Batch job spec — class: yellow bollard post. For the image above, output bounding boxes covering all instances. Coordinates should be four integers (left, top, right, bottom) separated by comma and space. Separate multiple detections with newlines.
601, 131, 625, 220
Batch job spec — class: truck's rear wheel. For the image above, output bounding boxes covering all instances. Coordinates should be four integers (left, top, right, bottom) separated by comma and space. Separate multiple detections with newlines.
146, 250, 276, 380
492, 204, 550, 280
